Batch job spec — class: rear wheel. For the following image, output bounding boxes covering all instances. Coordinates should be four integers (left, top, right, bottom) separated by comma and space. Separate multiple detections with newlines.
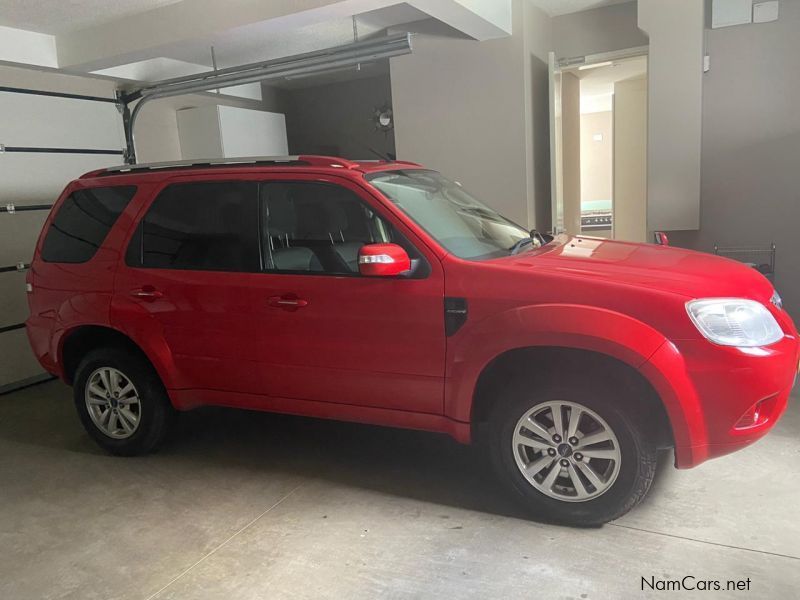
488, 380, 658, 526
74, 347, 175, 456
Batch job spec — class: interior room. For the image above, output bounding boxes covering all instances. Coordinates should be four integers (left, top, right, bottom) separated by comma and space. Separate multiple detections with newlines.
568, 54, 648, 240
1, 1, 798, 598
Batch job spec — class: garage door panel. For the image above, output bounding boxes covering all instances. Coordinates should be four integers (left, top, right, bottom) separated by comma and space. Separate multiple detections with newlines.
0, 86, 124, 392
0, 211, 49, 265
0, 152, 121, 204
0, 92, 124, 150
0, 328, 43, 385
0, 272, 29, 327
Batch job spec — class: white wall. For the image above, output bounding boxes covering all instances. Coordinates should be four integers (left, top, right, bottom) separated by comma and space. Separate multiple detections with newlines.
613, 76, 647, 242
176, 105, 288, 159
580, 111, 612, 205
132, 90, 270, 163
561, 71, 582, 235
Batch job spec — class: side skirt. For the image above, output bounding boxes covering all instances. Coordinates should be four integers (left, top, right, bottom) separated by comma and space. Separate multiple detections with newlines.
169, 388, 472, 444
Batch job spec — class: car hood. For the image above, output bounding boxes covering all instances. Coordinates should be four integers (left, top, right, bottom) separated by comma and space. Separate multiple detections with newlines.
498, 235, 774, 301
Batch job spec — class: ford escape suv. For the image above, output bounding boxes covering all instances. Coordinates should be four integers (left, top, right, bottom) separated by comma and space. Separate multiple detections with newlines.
26, 155, 798, 526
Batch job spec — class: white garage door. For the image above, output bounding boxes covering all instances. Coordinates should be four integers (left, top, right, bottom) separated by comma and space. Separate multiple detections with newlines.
0, 86, 126, 393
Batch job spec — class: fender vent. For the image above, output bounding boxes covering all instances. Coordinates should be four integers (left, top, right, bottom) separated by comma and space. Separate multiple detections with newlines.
444, 297, 468, 336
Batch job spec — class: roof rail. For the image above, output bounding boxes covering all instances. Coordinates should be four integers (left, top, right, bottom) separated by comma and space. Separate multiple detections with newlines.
85, 155, 366, 177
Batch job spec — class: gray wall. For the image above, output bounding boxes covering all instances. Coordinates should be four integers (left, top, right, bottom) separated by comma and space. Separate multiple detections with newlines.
668, 0, 800, 318
639, 0, 704, 232
524, 0, 553, 230
281, 75, 396, 160
552, 1, 647, 59
390, 1, 552, 228
390, 25, 528, 224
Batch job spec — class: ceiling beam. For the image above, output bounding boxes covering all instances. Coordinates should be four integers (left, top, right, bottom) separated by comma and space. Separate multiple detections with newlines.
55, 0, 511, 71
0, 25, 57, 68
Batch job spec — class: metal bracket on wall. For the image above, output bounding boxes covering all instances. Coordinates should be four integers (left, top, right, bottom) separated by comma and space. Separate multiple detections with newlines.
0, 323, 26, 334
0, 203, 53, 214
0, 263, 30, 274
0, 146, 123, 156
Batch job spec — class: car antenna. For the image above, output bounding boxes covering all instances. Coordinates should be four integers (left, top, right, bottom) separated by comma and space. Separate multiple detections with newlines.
307, 124, 394, 162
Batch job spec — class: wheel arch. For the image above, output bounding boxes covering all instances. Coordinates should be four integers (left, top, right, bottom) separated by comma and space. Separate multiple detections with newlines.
445, 304, 686, 449
470, 346, 674, 449
59, 325, 171, 389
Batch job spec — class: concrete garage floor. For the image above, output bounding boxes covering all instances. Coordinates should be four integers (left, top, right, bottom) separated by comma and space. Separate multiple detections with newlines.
1, 381, 799, 599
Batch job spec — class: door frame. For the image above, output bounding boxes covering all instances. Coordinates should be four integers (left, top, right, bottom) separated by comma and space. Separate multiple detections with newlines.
549, 45, 649, 238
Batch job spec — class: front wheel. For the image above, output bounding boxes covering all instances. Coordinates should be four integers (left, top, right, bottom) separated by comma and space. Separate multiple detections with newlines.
488, 383, 658, 526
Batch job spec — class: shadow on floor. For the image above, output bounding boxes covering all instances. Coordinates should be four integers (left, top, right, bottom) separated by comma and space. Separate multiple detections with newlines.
0, 381, 540, 522
172, 405, 533, 520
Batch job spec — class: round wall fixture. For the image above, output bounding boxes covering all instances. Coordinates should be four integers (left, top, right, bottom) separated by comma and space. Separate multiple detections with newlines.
373, 104, 393, 133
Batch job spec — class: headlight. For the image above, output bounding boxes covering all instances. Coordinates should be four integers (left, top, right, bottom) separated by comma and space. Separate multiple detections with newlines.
686, 298, 784, 347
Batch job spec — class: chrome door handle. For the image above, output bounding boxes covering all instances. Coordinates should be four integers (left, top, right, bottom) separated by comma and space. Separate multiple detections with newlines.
267, 295, 308, 309
130, 287, 163, 301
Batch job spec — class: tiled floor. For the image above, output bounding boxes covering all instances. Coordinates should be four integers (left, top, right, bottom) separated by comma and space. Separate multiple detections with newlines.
2, 380, 798, 599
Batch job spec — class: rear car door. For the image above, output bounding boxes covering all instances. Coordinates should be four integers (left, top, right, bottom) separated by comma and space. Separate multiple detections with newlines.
112, 178, 269, 395
256, 176, 446, 414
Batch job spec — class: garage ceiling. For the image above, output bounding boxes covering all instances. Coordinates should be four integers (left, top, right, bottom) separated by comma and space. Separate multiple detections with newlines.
164, 4, 428, 69
0, 0, 183, 34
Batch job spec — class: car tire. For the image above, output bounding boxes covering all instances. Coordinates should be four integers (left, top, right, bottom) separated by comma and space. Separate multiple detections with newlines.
487, 378, 658, 526
73, 347, 175, 456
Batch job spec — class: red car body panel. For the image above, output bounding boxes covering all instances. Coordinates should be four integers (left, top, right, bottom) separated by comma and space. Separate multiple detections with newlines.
25, 157, 799, 469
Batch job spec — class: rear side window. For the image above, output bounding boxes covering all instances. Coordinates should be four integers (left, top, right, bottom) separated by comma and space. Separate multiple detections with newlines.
134, 181, 260, 272
41, 186, 136, 263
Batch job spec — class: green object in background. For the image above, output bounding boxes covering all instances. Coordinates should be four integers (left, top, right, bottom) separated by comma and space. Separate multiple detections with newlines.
581, 199, 612, 213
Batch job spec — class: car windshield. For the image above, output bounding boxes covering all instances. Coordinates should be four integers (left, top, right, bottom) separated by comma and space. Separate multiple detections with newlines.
366, 169, 531, 260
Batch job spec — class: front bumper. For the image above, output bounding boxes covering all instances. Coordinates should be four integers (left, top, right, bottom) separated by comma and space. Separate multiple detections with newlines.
641, 333, 799, 468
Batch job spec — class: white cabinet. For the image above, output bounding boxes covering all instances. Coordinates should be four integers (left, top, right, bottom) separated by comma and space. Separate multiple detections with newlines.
176, 104, 288, 160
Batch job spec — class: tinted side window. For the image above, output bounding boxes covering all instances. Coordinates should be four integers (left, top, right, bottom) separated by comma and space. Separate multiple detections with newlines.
41, 186, 136, 263
262, 182, 396, 274
139, 182, 259, 272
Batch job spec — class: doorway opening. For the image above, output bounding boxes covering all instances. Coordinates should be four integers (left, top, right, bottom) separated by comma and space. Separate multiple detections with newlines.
550, 50, 648, 242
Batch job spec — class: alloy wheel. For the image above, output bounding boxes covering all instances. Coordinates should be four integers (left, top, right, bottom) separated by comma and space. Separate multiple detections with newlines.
512, 400, 621, 502
84, 367, 142, 439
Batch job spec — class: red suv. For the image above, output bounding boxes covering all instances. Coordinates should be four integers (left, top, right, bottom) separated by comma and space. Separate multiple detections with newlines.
26, 156, 798, 525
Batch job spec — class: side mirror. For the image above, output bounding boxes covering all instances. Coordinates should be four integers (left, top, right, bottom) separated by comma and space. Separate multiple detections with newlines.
653, 231, 669, 246
358, 243, 411, 277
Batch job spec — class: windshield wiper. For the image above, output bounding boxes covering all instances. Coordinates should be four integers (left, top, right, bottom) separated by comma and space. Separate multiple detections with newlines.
509, 236, 534, 255
509, 229, 548, 255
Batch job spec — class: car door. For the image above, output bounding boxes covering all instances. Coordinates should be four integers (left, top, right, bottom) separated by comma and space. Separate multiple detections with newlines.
112, 178, 270, 396
256, 175, 446, 414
